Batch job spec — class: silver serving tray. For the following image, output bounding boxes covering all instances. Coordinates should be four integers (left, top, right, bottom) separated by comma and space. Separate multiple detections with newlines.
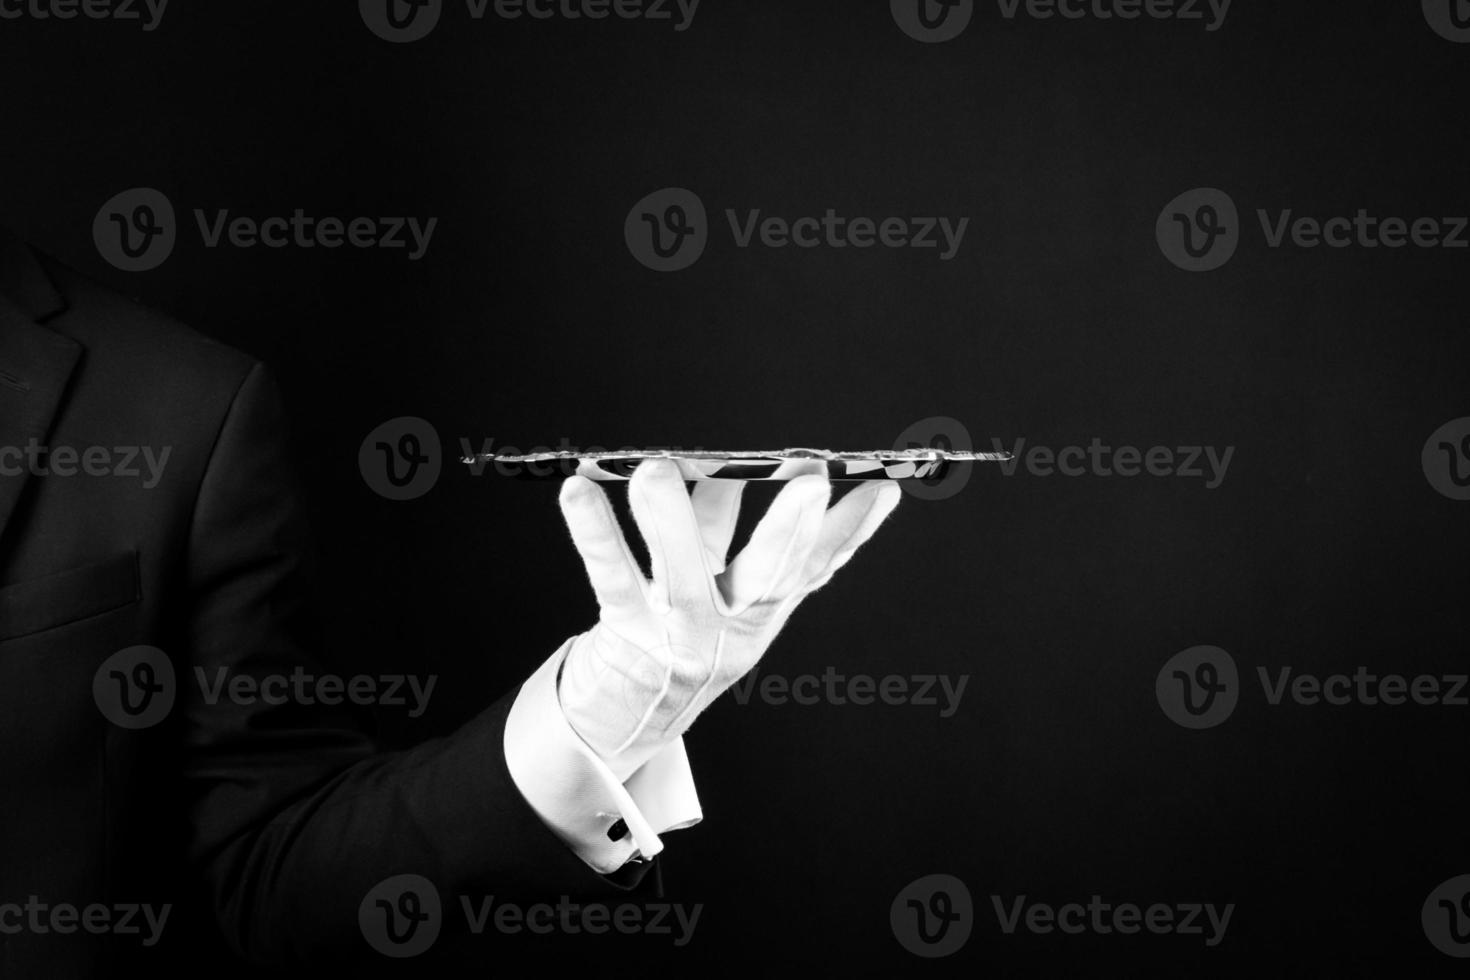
461, 447, 1012, 481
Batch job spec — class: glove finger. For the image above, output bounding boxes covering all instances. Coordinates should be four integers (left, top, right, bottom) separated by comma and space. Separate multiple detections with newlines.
690, 480, 745, 574
720, 474, 831, 614
802, 482, 901, 593
559, 475, 648, 619
628, 458, 715, 610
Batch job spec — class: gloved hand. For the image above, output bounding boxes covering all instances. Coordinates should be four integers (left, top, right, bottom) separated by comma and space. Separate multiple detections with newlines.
555, 458, 901, 780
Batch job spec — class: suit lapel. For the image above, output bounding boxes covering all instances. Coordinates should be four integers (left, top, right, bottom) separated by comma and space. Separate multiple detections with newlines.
0, 232, 79, 548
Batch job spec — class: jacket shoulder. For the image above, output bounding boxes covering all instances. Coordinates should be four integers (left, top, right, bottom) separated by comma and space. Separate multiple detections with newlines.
41, 256, 261, 401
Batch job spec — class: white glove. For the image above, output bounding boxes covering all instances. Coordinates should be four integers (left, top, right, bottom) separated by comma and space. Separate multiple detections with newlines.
555, 458, 901, 780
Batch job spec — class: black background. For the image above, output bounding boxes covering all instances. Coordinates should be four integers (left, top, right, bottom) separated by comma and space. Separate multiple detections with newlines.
2, 0, 1467, 974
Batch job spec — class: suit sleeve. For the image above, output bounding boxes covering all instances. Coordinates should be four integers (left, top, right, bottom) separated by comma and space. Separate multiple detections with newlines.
181, 362, 655, 964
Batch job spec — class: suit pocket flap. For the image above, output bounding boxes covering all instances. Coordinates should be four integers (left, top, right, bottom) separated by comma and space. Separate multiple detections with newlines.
0, 551, 140, 641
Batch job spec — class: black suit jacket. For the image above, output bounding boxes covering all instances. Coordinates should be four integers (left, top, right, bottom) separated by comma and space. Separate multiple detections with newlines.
0, 231, 647, 976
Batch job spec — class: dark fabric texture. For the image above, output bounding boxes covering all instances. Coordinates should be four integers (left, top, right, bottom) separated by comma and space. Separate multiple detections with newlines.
0, 230, 650, 976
